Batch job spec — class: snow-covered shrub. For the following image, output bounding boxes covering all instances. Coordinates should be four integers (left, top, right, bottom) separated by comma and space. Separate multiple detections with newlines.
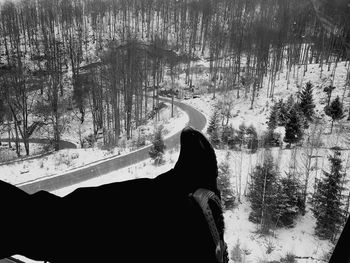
136, 134, 146, 147
221, 123, 260, 151
55, 152, 72, 167
265, 239, 275, 254
131, 132, 146, 149
83, 133, 95, 148
71, 152, 79, 160
149, 126, 166, 165
279, 253, 296, 263
147, 102, 167, 120
42, 142, 54, 153
118, 136, 127, 149
321, 248, 334, 262
230, 239, 243, 263
246, 125, 258, 153
260, 131, 281, 148
0, 148, 15, 162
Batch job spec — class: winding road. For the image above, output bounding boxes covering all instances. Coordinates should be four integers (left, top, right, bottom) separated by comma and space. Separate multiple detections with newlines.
16, 98, 206, 194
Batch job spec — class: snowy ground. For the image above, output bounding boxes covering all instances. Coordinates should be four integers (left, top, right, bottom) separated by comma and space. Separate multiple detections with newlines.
0, 142, 47, 163
224, 199, 332, 263
0, 103, 188, 185
183, 61, 350, 138
217, 148, 336, 263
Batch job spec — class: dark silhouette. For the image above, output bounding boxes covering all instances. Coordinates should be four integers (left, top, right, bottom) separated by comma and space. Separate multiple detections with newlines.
0, 126, 227, 263
329, 217, 350, 263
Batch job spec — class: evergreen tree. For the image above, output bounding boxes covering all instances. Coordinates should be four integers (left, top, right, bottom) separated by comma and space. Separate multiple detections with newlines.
276, 99, 288, 126
277, 173, 303, 227
298, 82, 315, 128
207, 107, 220, 146
248, 153, 281, 233
325, 96, 345, 134
218, 156, 235, 210
283, 106, 303, 146
267, 103, 278, 131
149, 126, 166, 165
312, 150, 347, 241
285, 95, 295, 110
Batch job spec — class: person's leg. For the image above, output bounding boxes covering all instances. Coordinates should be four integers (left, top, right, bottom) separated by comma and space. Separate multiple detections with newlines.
0, 126, 225, 262
0, 180, 29, 259
0, 180, 63, 261
21, 190, 63, 261
173, 126, 219, 195
329, 217, 350, 263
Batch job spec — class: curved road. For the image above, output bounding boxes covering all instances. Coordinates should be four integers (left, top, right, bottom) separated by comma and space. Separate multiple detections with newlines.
17, 98, 206, 194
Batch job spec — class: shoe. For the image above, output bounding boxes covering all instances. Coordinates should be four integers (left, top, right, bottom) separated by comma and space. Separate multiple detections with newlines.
174, 126, 219, 196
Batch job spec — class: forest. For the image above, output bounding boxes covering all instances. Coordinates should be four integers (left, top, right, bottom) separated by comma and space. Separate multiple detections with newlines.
0, 0, 349, 157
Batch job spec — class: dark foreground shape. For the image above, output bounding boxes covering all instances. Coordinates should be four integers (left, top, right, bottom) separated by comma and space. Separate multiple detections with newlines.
0, 126, 228, 263
329, 216, 350, 263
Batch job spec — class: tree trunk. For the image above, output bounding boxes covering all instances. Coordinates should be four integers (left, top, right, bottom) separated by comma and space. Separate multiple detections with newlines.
331, 119, 334, 134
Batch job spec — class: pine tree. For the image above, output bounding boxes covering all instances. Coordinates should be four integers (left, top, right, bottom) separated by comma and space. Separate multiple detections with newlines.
149, 126, 166, 165
276, 99, 288, 126
277, 173, 303, 227
285, 95, 295, 112
248, 153, 280, 233
325, 96, 345, 134
207, 107, 220, 147
218, 155, 235, 210
312, 150, 347, 241
298, 82, 315, 128
283, 106, 303, 146
267, 103, 278, 131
